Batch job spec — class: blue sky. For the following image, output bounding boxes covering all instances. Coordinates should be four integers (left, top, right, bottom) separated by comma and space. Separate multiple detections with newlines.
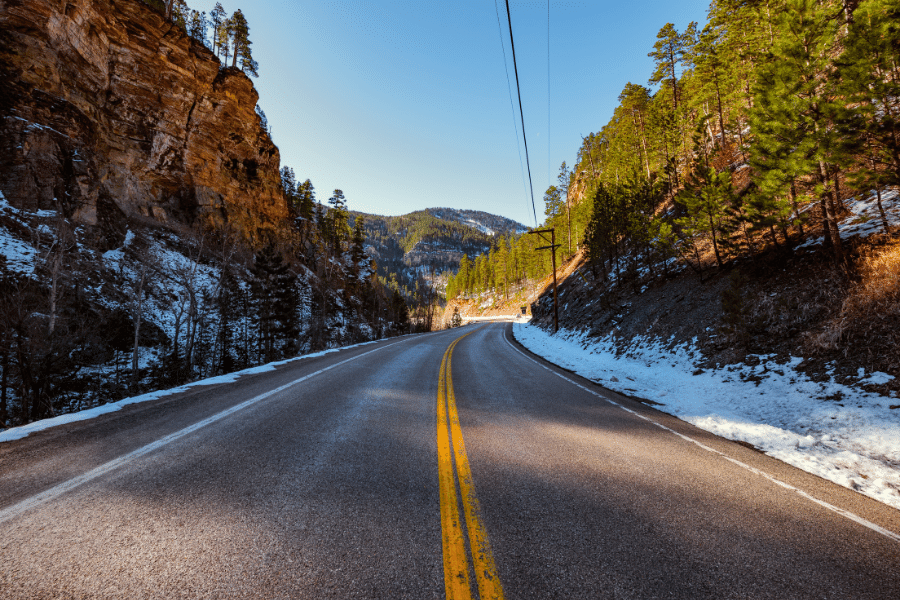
189, 1, 710, 227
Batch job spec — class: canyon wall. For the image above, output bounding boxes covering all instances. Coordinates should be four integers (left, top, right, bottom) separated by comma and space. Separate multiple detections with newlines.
0, 0, 287, 244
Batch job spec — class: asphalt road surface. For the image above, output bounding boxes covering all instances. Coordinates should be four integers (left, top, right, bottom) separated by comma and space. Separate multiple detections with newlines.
1, 323, 899, 599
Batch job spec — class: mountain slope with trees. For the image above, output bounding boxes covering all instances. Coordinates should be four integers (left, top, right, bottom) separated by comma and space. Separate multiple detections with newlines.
463, 0, 900, 397
0, 0, 416, 430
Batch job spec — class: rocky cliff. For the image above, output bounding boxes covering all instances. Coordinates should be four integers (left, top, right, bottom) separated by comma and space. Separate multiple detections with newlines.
0, 0, 286, 245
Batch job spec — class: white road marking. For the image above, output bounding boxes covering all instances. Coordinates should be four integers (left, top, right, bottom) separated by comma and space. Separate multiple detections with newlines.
501, 328, 900, 545
0, 339, 409, 525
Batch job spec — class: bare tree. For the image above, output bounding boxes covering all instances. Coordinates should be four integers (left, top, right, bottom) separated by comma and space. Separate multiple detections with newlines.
124, 236, 160, 393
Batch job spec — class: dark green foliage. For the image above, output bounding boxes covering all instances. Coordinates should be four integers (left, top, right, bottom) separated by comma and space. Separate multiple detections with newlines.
250, 244, 299, 363
720, 268, 749, 339
648, 21, 697, 112
750, 0, 848, 266
187, 10, 208, 45
210, 3, 227, 55
228, 9, 256, 76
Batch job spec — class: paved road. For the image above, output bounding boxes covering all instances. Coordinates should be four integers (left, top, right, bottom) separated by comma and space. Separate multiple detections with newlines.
1, 324, 898, 599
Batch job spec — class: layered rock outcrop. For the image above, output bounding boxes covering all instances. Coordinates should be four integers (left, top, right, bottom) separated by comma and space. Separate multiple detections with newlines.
0, 0, 287, 244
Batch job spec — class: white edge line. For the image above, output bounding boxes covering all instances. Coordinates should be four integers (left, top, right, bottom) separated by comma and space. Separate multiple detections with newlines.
501, 327, 900, 545
0, 338, 408, 525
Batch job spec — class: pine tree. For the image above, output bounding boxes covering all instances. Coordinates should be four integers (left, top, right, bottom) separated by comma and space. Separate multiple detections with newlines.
187, 11, 207, 45
688, 23, 733, 147
350, 217, 367, 271
229, 10, 257, 77
750, 0, 847, 267
543, 185, 562, 221
171, 0, 190, 31
213, 265, 239, 375
648, 22, 696, 113
838, 0, 900, 232
280, 166, 297, 201
297, 179, 316, 222
250, 245, 298, 362
327, 189, 350, 252
210, 3, 227, 55
676, 118, 736, 268
220, 15, 233, 64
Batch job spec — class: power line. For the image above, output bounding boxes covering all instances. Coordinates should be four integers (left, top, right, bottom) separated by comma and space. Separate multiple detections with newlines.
493, 0, 529, 214
548, 0, 551, 193
503, 0, 537, 228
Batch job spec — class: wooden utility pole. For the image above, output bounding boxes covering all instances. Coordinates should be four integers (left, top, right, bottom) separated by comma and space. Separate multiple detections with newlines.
527, 228, 559, 333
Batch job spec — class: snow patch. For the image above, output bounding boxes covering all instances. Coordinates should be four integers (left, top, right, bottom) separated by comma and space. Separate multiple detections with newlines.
0, 340, 382, 444
513, 323, 900, 510
797, 189, 899, 249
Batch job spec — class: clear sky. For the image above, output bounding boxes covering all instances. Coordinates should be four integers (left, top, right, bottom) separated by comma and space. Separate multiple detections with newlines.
189, 0, 710, 227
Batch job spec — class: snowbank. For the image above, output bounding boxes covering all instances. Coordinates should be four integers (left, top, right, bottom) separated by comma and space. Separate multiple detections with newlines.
798, 188, 899, 249
0, 341, 379, 444
513, 323, 900, 511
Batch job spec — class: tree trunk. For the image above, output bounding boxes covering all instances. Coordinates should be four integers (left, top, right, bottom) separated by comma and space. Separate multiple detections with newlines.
714, 73, 726, 147
130, 267, 146, 393
874, 186, 890, 233
0, 349, 7, 426
818, 160, 846, 267
789, 178, 804, 236
708, 212, 723, 267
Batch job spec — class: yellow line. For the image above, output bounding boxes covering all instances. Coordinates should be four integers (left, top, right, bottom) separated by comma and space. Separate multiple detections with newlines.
438, 339, 472, 599
437, 329, 505, 600
447, 345, 506, 600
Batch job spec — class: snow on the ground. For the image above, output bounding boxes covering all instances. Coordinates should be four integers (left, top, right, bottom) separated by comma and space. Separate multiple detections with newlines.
463, 219, 495, 236
0, 192, 42, 274
798, 189, 899, 249
0, 340, 381, 444
513, 323, 900, 511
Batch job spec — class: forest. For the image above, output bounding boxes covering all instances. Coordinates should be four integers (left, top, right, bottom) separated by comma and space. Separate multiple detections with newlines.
447, 0, 899, 307
0, 2, 420, 430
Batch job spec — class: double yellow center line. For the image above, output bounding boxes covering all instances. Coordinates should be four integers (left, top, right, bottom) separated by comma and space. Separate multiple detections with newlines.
437, 331, 505, 600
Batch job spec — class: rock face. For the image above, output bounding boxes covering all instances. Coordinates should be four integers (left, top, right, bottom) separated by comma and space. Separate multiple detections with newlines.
0, 0, 287, 244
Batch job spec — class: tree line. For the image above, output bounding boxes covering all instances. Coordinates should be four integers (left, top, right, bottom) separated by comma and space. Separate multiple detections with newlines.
144, 0, 259, 77
449, 0, 899, 305
0, 1, 425, 430
0, 166, 415, 429
574, 0, 898, 282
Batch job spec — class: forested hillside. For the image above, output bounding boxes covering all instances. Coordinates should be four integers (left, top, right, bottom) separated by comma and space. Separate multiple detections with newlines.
458, 0, 900, 394
0, 0, 413, 430
347, 208, 526, 303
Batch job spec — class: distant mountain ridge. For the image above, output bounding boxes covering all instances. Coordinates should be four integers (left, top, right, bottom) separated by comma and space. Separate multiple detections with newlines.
352, 207, 528, 290
425, 208, 530, 237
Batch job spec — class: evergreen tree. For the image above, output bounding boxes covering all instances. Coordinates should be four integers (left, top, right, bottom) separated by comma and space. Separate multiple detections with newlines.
838, 0, 900, 229
327, 189, 350, 252
256, 106, 270, 136
688, 23, 733, 146
250, 245, 298, 362
350, 217, 367, 271
214, 264, 240, 375
171, 0, 190, 31
188, 10, 208, 45
210, 3, 227, 55
676, 164, 735, 268
297, 179, 316, 222
750, 0, 847, 267
229, 10, 257, 77
280, 166, 297, 201
219, 14, 233, 64
543, 185, 562, 221
648, 22, 696, 112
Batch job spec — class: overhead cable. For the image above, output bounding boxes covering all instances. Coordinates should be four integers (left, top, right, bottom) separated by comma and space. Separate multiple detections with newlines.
493, 0, 529, 213
503, 0, 538, 227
